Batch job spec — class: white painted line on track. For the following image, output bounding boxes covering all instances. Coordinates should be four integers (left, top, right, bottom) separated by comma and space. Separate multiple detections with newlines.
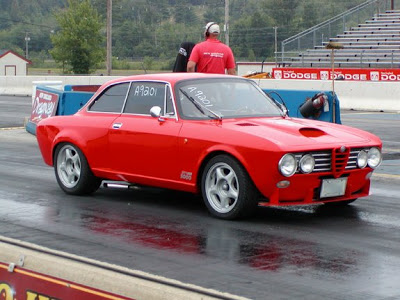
0, 127, 25, 130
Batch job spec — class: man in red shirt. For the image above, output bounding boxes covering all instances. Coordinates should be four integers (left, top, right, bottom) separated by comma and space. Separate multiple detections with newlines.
187, 22, 236, 75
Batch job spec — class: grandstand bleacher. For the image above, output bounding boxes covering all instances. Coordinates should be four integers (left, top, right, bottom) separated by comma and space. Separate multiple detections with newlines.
283, 10, 400, 68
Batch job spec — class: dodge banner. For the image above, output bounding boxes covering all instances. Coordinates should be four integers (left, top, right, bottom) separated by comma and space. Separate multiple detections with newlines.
273, 68, 400, 81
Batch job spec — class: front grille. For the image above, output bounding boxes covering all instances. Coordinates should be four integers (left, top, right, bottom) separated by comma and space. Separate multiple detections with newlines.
346, 148, 363, 170
332, 147, 350, 177
295, 151, 331, 172
294, 147, 364, 175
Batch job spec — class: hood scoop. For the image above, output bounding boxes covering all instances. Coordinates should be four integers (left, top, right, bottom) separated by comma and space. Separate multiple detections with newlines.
299, 127, 326, 137
236, 122, 258, 127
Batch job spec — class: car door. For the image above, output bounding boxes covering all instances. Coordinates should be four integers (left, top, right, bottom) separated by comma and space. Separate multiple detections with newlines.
85, 82, 129, 172
108, 81, 182, 183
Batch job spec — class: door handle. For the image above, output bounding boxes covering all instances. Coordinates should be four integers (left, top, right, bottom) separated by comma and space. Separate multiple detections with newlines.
112, 123, 122, 129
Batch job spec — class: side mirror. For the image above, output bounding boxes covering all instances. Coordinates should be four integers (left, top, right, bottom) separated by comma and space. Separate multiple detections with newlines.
150, 106, 162, 118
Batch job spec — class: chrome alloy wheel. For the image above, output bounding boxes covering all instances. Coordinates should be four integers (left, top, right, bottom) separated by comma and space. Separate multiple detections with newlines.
56, 144, 81, 189
204, 162, 239, 214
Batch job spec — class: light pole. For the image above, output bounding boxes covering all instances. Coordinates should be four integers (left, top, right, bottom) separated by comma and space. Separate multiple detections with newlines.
274, 27, 278, 67
106, 0, 112, 75
224, 0, 229, 46
325, 41, 344, 123
25, 32, 30, 59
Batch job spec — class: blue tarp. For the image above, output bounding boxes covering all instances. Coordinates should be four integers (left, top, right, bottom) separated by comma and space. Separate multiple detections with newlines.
263, 89, 341, 124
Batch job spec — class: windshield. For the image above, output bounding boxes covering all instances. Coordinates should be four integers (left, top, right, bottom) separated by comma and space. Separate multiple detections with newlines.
175, 78, 283, 120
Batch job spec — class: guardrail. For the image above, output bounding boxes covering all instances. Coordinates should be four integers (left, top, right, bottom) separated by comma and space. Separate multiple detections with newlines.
0, 75, 119, 96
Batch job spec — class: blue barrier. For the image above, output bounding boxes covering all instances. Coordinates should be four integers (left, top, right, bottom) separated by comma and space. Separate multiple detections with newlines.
26, 86, 95, 135
263, 89, 341, 124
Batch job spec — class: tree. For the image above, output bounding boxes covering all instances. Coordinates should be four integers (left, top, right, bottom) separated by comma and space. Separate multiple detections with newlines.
50, 0, 104, 74
174, 0, 198, 24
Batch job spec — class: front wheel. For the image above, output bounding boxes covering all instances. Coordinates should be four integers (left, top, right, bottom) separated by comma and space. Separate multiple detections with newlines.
54, 143, 101, 195
201, 155, 258, 220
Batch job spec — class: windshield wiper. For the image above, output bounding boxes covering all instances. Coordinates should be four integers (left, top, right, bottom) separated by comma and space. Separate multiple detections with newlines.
179, 88, 222, 120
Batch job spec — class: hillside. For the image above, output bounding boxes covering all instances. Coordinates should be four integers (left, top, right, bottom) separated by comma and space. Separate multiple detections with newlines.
0, 0, 367, 69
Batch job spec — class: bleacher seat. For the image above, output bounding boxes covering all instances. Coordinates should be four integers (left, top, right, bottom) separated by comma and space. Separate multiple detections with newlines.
284, 10, 400, 68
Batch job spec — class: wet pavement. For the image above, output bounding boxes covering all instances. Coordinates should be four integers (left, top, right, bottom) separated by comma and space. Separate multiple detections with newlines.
0, 95, 400, 299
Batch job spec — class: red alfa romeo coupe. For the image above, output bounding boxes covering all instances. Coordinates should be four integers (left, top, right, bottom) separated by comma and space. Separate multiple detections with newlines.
36, 73, 382, 219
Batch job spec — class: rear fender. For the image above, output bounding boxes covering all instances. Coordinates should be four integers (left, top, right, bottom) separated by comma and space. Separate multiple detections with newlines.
51, 131, 88, 166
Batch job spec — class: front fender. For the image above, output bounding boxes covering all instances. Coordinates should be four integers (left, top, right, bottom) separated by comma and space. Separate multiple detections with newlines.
194, 144, 282, 197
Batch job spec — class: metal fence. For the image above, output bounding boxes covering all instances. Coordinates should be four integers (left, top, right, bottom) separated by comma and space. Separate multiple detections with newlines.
278, 0, 398, 63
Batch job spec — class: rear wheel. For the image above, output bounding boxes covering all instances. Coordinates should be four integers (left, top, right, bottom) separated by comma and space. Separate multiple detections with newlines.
201, 155, 258, 220
54, 143, 101, 195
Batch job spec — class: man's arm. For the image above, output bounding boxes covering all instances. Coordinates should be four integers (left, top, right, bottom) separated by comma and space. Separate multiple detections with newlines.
187, 61, 196, 72
227, 68, 236, 75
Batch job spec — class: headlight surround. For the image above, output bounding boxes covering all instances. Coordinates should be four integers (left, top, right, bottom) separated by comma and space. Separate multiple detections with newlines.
279, 154, 297, 177
367, 147, 382, 169
299, 154, 315, 174
357, 150, 368, 168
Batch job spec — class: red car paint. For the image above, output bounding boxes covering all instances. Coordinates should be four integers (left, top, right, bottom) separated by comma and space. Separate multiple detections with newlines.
36, 73, 382, 208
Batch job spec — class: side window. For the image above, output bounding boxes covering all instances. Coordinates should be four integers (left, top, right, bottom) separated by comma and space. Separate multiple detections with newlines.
124, 82, 166, 115
88, 83, 129, 113
165, 87, 175, 116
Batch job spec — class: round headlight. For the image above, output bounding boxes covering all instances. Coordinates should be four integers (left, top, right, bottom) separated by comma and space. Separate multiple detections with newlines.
357, 150, 368, 168
299, 154, 315, 174
367, 147, 382, 169
279, 154, 297, 177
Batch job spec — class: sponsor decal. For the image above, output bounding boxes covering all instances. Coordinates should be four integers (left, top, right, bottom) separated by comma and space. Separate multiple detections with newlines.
273, 68, 400, 81
320, 71, 329, 81
380, 72, 400, 81
370, 71, 380, 81
180, 171, 192, 181
30, 90, 59, 124
273, 70, 282, 79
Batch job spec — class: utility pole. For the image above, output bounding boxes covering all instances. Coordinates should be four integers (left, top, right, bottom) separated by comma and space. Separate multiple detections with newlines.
274, 27, 278, 67
224, 0, 229, 46
106, 0, 112, 75
25, 32, 30, 59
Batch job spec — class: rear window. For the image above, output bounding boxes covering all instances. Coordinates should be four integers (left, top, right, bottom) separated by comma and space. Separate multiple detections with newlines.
88, 83, 129, 113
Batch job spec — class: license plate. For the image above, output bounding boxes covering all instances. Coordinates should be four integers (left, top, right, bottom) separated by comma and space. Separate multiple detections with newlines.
320, 177, 347, 198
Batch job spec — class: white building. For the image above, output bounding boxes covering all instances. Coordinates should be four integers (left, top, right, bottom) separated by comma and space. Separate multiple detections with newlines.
0, 50, 31, 76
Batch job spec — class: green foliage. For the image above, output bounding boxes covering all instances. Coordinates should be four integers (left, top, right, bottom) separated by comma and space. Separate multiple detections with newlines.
50, 0, 105, 74
248, 49, 256, 61
174, 0, 198, 24
0, 0, 373, 67
143, 56, 154, 70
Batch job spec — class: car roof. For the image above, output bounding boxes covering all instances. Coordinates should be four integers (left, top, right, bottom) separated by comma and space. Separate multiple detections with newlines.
105, 72, 243, 86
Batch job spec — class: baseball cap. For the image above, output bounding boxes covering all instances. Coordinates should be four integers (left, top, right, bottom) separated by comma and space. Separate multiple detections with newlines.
205, 22, 220, 34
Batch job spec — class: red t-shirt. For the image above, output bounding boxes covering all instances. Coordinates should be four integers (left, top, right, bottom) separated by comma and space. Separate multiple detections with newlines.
189, 39, 235, 74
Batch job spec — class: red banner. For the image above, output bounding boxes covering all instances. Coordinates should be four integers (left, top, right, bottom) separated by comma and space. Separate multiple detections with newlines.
0, 263, 133, 300
30, 89, 59, 124
272, 68, 400, 81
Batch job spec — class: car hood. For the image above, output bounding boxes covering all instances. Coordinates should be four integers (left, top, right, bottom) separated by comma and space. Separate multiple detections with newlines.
223, 117, 378, 150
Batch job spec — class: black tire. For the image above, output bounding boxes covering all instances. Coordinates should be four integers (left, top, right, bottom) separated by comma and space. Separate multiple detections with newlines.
324, 199, 357, 206
201, 154, 258, 220
54, 143, 101, 195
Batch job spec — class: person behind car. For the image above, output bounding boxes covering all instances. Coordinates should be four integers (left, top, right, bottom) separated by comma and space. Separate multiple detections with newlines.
187, 22, 236, 75
172, 41, 196, 72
